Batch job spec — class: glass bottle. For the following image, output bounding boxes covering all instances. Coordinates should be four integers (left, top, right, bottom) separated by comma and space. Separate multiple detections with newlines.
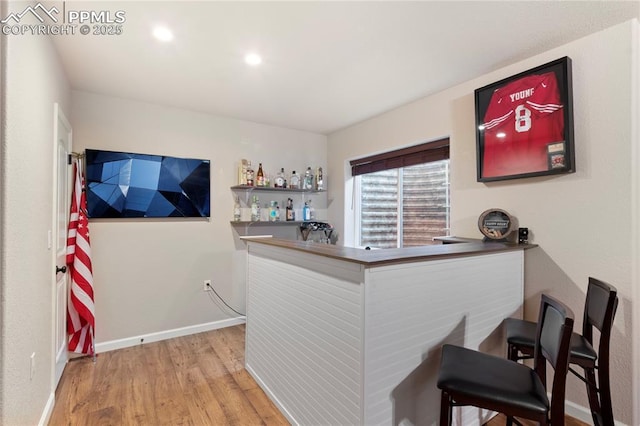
302, 201, 311, 221
269, 201, 277, 222
286, 198, 295, 221
274, 168, 285, 188
303, 167, 314, 190
315, 167, 324, 190
308, 199, 315, 220
256, 163, 265, 187
290, 171, 300, 189
246, 161, 254, 187
250, 195, 260, 221
239, 159, 248, 185
233, 196, 241, 221
276, 205, 281, 221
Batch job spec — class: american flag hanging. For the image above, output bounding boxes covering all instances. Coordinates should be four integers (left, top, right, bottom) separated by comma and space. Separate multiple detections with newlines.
66, 162, 96, 354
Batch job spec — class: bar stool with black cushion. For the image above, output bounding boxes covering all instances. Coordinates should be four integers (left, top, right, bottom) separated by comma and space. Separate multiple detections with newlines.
505, 277, 618, 426
437, 294, 574, 426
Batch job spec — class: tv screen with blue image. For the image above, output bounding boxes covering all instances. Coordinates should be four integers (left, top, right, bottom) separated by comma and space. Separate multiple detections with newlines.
85, 149, 210, 218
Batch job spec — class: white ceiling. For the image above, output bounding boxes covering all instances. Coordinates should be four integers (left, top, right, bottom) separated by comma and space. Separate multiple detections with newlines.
52, 1, 639, 134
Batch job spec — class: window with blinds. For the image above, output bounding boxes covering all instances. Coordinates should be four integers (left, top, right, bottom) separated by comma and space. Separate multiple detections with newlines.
353, 139, 450, 248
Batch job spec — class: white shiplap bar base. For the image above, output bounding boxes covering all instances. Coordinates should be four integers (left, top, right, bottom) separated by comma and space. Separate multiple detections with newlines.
245, 241, 524, 426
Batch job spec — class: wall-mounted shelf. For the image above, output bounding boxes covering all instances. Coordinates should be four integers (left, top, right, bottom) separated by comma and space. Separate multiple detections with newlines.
230, 185, 328, 239
230, 185, 325, 194
230, 221, 306, 226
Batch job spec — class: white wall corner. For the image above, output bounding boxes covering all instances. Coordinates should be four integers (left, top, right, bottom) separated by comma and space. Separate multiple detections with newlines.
631, 17, 640, 426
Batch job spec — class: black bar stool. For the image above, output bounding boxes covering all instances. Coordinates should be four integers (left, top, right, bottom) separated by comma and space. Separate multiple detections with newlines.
437, 294, 574, 425
505, 277, 618, 426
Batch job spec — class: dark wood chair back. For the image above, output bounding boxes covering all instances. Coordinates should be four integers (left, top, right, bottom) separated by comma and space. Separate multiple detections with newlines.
583, 277, 618, 345
534, 294, 575, 424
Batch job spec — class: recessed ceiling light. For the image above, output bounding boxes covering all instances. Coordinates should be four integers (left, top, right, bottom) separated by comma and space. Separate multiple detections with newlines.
153, 26, 174, 42
244, 53, 262, 66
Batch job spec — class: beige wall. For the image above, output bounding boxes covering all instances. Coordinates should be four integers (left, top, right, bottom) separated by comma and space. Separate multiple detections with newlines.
633, 17, 640, 426
70, 91, 327, 345
328, 20, 638, 424
0, 21, 71, 426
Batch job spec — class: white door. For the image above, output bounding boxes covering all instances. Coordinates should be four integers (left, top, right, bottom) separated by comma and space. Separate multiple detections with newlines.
53, 103, 72, 387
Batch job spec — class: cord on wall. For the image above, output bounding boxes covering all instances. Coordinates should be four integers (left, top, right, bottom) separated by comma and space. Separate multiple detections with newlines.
206, 282, 246, 317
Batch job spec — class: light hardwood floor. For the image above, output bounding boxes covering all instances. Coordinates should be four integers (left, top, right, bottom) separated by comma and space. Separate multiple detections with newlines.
486, 414, 588, 426
49, 324, 589, 425
49, 324, 288, 425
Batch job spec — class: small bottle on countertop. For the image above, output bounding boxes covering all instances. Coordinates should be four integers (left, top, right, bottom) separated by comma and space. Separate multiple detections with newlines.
290, 171, 300, 189
233, 196, 241, 221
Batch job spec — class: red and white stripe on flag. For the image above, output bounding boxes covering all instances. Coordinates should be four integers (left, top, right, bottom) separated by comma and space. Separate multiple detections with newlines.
66, 162, 95, 355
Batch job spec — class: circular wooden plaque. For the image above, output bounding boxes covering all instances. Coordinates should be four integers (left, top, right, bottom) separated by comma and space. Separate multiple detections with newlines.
478, 209, 515, 241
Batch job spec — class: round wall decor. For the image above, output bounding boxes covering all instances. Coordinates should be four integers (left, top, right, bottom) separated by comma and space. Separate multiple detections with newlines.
478, 209, 516, 241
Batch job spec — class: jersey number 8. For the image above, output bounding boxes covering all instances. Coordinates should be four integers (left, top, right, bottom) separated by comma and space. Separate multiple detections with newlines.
515, 105, 532, 133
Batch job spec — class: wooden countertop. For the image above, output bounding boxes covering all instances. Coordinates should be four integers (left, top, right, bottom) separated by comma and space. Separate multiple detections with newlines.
243, 237, 536, 267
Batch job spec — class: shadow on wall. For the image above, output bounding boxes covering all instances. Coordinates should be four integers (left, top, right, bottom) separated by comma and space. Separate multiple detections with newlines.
390, 317, 466, 426
522, 246, 580, 321
523, 247, 632, 423
389, 313, 523, 426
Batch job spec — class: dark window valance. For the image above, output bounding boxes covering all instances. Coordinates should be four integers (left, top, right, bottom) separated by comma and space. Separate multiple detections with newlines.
349, 138, 449, 176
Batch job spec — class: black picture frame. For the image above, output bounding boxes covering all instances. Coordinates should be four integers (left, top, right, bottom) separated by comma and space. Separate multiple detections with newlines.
475, 57, 574, 182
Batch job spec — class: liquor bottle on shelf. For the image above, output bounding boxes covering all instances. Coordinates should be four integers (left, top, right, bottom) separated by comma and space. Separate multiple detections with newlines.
308, 199, 315, 220
233, 196, 241, 222
286, 198, 295, 221
302, 201, 311, 221
303, 167, 314, 190
250, 195, 260, 221
315, 167, 324, 190
269, 201, 278, 222
238, 159, 248, 185
290, 171, 300, 189
256, 163, 265, 187
276, 205, 281, 221
246, 161, 254, 187
274, 168, 286, 188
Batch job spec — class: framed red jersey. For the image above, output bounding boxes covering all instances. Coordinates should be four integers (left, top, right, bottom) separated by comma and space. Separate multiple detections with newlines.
475, 57, 575, 182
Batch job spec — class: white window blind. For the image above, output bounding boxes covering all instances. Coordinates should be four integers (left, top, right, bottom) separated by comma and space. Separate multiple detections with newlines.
354, 139, 450, 249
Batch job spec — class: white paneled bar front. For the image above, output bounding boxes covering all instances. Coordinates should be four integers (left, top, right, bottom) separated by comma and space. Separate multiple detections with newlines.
245, 238, 528, 426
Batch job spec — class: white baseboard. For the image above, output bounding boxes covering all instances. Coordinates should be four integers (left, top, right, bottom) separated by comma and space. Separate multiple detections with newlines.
38, 391, 55, 426
94, 316, 246, 353
565, 399, 628, 426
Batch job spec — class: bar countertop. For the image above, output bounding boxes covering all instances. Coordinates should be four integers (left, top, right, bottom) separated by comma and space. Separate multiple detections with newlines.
243, 236, 536, 267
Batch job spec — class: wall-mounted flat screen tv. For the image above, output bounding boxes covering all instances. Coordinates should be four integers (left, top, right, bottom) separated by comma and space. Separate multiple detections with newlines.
85, 149, 210, 218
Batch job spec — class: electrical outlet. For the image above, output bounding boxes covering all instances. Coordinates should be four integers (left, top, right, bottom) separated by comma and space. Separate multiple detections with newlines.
30, 352, 35, 380
203, 280, 212, 292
